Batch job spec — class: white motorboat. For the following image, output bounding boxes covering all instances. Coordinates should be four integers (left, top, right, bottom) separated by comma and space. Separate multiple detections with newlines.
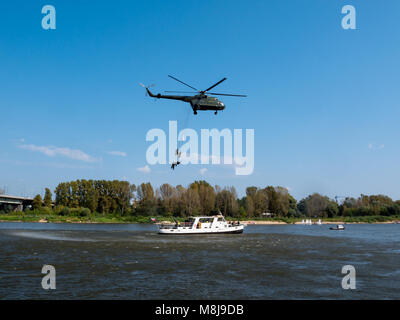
158, 215, 244, 235
330, 224, 345, 230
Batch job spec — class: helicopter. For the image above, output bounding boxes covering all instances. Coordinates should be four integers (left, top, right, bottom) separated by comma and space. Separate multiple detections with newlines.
140, 75, 246, 115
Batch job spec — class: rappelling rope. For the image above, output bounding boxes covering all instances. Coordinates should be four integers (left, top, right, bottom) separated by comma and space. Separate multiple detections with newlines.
176, 104, 191, 162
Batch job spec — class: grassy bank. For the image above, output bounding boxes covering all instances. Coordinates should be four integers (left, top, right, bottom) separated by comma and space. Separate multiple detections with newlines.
0, 213, 399, 224
0, 214, 161, 224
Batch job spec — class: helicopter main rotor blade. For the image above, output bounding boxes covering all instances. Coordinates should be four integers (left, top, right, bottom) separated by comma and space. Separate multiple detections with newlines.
208, 92, 247, 97
168, 75, 198, 91
203, 78, 227, 93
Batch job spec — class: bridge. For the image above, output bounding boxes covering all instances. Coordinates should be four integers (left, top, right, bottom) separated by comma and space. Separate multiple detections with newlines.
0, 195, 33, 211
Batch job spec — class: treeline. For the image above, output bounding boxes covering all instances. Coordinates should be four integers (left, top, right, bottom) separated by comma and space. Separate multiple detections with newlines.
25, 179, 400, 218
54, 180, 133, 214
340, 194, 400, 217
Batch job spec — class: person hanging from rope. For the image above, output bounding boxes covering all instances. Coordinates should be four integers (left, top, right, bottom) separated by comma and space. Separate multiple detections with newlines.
171, 162, 180, 170
171, 149, 182, 170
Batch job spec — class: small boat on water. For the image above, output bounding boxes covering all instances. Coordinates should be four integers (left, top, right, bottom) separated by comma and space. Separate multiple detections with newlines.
330, 224, 345, 230
158, 215, 244, 235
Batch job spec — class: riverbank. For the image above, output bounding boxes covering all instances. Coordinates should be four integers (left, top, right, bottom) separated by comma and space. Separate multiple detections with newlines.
0, 214, 399, 224
240, 216, 400, 225
242, 220, 399, 225
0, 214, 147, 224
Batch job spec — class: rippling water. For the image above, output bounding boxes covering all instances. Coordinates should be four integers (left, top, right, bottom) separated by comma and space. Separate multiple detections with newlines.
0, 223, 399, 299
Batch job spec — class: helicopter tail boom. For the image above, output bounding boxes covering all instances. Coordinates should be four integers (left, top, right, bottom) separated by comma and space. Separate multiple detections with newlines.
146, 87, 156, 97
146, 88, 191, 102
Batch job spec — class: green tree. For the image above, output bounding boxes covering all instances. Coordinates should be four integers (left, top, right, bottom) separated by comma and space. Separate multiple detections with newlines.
136, 182, 156, 215
254, 188, 268, 216
44, 188, 52, 208
326, 201, 339, 217
244, 196, 254, 217
265, 186, 279, 215
288, 194, 297, 216
54, 179, 135, 214
246, 186, 258, 199
189, 181, 216, 215
297, 193, 336, 218
183, 187, 201, 216
54, 182, 69, 206
159, 183, 177, 215
32, 194, 43, 210
216, 187, 238, 217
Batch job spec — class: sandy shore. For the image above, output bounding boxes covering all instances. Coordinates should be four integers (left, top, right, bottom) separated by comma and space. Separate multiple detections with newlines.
242, 220, 399, 225
242, 220, 287, 225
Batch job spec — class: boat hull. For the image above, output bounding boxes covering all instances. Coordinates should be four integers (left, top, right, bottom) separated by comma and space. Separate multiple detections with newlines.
158, 226, 244, 235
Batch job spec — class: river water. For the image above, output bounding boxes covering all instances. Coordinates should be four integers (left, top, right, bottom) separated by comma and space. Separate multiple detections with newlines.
0, 223, 399, 299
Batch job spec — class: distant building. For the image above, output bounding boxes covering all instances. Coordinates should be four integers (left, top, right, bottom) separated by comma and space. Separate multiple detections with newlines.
261, 212, 274, 217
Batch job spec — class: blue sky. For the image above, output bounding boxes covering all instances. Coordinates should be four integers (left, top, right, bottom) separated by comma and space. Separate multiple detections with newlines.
1, 0, 399, 200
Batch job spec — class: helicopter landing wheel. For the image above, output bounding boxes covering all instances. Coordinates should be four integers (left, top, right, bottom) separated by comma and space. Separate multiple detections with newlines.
214, 111, 217, 115
194, 111, 197, 115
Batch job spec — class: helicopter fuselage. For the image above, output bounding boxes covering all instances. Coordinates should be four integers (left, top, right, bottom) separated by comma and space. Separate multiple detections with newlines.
190, 95, 225, 111
146, 88, 225, 114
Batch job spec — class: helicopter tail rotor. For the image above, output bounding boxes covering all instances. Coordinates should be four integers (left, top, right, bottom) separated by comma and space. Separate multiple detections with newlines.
139, 83, 155, 88
139, 83, 155, 97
